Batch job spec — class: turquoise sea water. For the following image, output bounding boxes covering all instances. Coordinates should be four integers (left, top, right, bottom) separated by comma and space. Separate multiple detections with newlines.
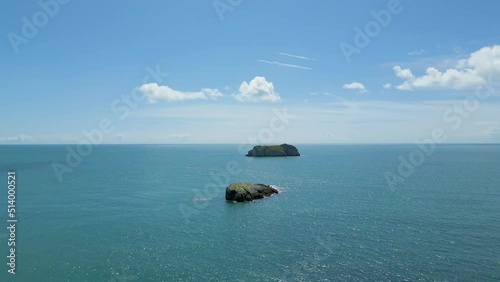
0, 144, 499, 281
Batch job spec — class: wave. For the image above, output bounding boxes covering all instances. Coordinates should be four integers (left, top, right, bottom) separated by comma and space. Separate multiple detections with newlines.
270, 184, 286, 193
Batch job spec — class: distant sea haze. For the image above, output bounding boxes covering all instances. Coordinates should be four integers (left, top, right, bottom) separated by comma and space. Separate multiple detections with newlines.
0, 144, 498, 281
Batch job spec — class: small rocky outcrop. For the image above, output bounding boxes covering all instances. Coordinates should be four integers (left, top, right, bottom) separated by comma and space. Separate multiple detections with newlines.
245, 144, 300, 157
225, 183, 279, 202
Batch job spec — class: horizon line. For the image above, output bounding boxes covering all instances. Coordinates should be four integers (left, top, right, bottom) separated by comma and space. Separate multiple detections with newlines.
0, 143, 499, 146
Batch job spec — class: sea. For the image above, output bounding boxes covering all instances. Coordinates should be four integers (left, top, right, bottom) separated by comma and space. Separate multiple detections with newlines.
0, 144, 498, 281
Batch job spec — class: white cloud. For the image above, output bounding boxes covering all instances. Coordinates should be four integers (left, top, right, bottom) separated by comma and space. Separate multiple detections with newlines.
134, 100, 500, 143
234, 76, 281, 102
168, 133, 191, 140
310, 92, 333, 96
258, 60, 312, 70
138, 83, 223, 103
343, 82, 367, 93
408, 49, 425, 56
383, 83, 392, 89
393, 45, 500, 91
0, 134, 32, 143
200, 88, 223, 99
486, 128, 500, 139
277, 52, 316, 61
393, 66, 415, 80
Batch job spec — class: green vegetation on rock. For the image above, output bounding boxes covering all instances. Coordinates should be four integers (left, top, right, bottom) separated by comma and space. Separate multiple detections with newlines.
245, 144, 300, 157
225, 182, 279, 202
230, 182, 253, 193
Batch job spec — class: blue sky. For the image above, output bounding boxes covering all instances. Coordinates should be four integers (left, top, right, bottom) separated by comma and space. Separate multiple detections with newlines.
1, 0, 499, 144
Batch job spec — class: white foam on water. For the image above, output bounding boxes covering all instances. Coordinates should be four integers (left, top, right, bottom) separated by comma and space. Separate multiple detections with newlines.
270, 184, 286, 193
192, 196, 213, 202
